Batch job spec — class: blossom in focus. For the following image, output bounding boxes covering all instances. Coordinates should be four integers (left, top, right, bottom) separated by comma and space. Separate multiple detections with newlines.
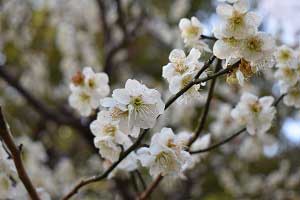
231, 92, 276, 135
69, 67, 110, 116
137, 128, 192, 178
112, 79, 165, 129
90, 110, 132, 162
163, 48, 206, 104
240, 32, 275, 69
101, 97, 140, 138
162, 48, 202, 82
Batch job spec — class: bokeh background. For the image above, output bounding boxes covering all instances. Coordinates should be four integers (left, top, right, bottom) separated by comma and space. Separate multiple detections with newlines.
0, 0, 300, 199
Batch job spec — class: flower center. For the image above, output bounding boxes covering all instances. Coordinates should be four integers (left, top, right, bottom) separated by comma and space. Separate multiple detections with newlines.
88, 79, 96, 89
283, 67, 294, 77
155, 151, 175, 169
279, 50, 292, 61
246, 37, 262, 52
249, 101, 262, 113
186, 26, 199, 37
229, 12, 244, 29
79, 92, 90, 102
224, 37, 239, 46
130, 96, 144, 109
175, 62, 188, 74
103, 124, 117, 136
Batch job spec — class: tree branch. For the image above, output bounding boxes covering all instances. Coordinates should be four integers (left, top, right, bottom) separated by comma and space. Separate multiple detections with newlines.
200, 35, 217, 41
0, 107, 40, 200
137, 174, 163, 200
188, 60, 222, 146
0, 65, 95, 149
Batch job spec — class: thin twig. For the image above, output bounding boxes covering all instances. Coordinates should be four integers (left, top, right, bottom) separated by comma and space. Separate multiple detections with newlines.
188, 60, 222, 146
135, 170, 147, 191
137, 174, 163, 200
0, 107, 40, 200
190, 128, 246, 154
200, 35, 217, 41
130, 172, 139, 193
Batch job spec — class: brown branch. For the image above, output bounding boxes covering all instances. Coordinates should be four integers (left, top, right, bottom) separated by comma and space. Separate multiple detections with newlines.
137, 174, 163, 200
135, 170, 146, 191
103, 1, 146, 75
190, 128, 246, 154
0, 107, 40, 200
200, 35, 217, 41
188, 60, 222, 146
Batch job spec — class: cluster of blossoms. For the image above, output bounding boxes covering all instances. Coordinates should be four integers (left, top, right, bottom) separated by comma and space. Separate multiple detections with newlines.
69, 67, 110, 116
162, 48, 206, 104
137, 128, 210, 178
274, 46, 300, 108
68, 65, 212, 178
90, 78, 167, 174
213, 0, 275, 85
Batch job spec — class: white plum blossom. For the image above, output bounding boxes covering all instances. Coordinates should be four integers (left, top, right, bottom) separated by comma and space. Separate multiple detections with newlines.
274, 45, 297, 66
283, 83, 300, 108
179, 17, 203, 44
162, 48, 202, 82
215, 0, 260, 39
240, 32, 275, 69
112, 79, 165, 129
69, 67, 110, 116
90, 110, 132, 162
101, 97, 140, 138
137, 128, 192, 178
163, 48, 206, 104
275, 64, 299, 92
213, 35, 241, 62
169, 72, 203, 104
231, 93, 276, 135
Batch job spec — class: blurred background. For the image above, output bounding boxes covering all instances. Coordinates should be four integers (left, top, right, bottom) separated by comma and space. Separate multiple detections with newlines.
0, 0, 300, 199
